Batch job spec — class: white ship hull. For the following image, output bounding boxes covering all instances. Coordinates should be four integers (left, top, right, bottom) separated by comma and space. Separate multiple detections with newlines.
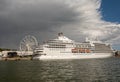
34, 53, 113, 60
33, 33, 114, 60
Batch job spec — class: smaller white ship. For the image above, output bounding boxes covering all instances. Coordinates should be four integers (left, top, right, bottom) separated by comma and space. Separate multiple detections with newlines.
34, 33, 113, 60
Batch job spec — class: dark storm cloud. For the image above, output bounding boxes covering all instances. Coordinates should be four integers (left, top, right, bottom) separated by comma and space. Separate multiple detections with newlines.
1, 0, 120, 49
0, 0, 79, 49
0, 0, 8, 10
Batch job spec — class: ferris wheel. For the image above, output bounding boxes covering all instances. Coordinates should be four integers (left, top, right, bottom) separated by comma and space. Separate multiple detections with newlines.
19, 35, 38, 56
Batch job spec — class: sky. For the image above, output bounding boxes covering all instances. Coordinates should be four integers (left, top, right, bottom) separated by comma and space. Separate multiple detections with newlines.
0, 0, 120, 50
101, 0, 120, 23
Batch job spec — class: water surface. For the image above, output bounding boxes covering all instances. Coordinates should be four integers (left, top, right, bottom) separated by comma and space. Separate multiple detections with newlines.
0, 58, 120, 82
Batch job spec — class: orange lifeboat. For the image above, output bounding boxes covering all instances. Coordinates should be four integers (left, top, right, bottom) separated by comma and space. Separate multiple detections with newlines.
79, 48, 85, 53
72, 48, 79, 53
85, 49, 91, 53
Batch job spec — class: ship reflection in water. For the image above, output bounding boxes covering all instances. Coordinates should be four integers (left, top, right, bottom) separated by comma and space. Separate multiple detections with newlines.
0, 58, 120, 82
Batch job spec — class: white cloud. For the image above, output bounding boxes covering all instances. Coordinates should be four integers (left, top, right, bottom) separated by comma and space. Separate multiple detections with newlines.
60, 0, 120, 46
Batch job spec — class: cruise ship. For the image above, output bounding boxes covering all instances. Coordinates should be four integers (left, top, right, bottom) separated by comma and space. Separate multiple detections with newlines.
34, 33, 113, 60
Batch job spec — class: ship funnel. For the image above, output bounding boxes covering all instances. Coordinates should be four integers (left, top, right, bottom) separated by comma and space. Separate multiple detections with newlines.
58, 32, 63, 36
